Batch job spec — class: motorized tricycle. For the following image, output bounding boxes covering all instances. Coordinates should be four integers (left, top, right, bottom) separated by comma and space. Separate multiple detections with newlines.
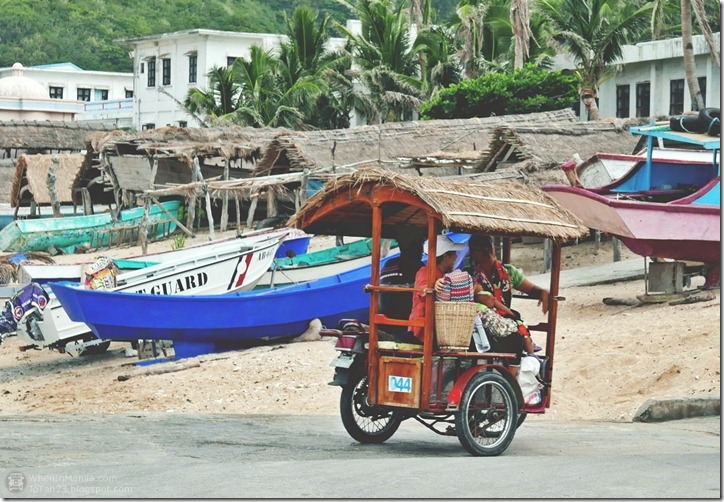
289, 168, 586, 456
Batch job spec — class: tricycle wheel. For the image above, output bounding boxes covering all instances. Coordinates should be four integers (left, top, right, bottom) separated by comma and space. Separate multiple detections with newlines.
340, 373, 401, 444
517, 412, 527, 429
454, 371, 518, 456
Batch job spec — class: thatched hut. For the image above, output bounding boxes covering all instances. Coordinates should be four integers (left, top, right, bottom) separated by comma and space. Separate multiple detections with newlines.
0, 121, 117, 206
10, 154, 84, 207
255, 109, 578, 178
475, 118, 650, 186
288, 166, 588, 242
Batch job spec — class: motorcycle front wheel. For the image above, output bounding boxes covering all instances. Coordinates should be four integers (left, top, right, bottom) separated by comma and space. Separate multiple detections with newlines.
340, 373, 401, 443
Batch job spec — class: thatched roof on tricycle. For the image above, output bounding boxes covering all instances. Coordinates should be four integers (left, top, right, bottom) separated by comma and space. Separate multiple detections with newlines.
288, 166, 588, 241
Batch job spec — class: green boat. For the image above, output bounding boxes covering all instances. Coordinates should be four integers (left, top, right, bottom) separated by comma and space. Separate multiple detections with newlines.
0, 200, 181, 253
255, 237, 400, 288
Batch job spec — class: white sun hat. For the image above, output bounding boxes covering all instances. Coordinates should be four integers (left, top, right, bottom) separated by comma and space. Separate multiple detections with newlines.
425, 234, 466, 257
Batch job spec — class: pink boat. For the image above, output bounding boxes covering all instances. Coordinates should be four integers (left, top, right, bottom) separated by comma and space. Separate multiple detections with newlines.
543, 123, 720, 286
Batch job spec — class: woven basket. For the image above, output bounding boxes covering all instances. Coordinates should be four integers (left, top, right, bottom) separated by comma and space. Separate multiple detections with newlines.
434, 301, 478, 350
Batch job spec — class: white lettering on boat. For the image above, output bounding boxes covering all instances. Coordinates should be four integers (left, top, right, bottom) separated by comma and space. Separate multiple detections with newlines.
134, 272, 209, 295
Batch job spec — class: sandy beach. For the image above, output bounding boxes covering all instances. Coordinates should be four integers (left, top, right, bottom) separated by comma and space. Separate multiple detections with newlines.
0, 235, 719, 422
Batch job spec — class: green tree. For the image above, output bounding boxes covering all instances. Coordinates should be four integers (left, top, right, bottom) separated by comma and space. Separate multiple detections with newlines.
184, 65, 240, 120
419, 64, 578, 119
536, 0, 653, 120
412, 25, 463, 96
341, 0, 423, 123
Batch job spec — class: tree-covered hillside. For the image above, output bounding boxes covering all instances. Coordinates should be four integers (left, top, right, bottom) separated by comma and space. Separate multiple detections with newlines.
0, 0, 365, 72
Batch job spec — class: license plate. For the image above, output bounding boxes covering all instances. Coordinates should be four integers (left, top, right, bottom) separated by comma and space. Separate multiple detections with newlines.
330, 354, 354, 369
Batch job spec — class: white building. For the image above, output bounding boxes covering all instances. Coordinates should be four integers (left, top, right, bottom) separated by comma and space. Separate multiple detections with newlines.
120, 27, 353, 130
0, 62, 134, 127
553, 33, 720, 120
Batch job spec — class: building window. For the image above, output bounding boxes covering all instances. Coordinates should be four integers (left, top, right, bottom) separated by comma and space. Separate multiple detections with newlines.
188, 55, 197, 83
616, 85, 630, 118
147, 58, 156, 87
140, 62, 145, 74
669, 79, 685, 115
162, 58, 171, 86
142, 123, 155, 131
77, 88, 91, 101
178, 120, 188, 128
227, 56, 237, 67
94, 89, 109, 101
49, 86, 63, 99
125, 89, 134, 98
697, 77, 707, 107
635, 82, 650, 117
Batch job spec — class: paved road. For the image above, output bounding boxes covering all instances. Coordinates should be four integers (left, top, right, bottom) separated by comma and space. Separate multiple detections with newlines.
0, 413, 719, 498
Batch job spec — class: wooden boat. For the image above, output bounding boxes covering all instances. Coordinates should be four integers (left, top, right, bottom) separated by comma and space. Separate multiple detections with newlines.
258, 237, 400, 288
574, 149, 717, 188
0, 200, 181, 253
274, 228, 312, 258
543, 124, 720, 285
49, 253, 398, 359
17, 227, 291, 286
0, 203, 110, 231
13, 230, 286, 354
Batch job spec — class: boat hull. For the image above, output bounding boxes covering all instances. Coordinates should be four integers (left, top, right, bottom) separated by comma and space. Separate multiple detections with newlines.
50, 254, 396, 358
0, 201, 181, 253
544, 185, 720, 263
15, 232, 284, 350
258, 238, 399, 287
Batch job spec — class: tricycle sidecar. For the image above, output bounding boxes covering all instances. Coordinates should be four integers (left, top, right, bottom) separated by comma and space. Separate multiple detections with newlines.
290, 168, 587, 456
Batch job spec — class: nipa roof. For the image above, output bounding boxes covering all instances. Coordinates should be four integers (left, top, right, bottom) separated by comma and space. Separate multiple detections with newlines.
478, 119, 649, 173
255, 109, 578, 176
0, 120, 116, 150
87, 124, 284, 162
288, 166, 588, 241
10, 153, 85, 205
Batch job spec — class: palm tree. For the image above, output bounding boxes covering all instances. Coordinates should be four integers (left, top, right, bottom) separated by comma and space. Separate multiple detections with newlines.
681, 0, 719, 111
510, 0, 532, 68
341, 0, 423, 123
453, 0, 488, 78
536, 0, 652, 120
184, 65, 240, 120
231, 45, 310, 128
412, 25, 462, 95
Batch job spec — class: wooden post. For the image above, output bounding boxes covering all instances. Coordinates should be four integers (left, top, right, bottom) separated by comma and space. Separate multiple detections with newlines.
186, 193, 197, 232
266, 189, 277, 218
80, 187, 92, 215
139, 197, 151, 254
149, 155, 159, 189
150, 197, 194, 237
47, 155, 62, 218
543, 238, 552, 273
612, 236, 622, 262
204, 186, 215, 240
246, 194, 259, 229
235, 193, 241, 236
220, 156, 229, 232
192, 156, 215, 240
594, 230, 601, 255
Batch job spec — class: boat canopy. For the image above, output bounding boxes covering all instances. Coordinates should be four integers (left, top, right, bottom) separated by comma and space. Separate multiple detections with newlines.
288, 167, 588, 241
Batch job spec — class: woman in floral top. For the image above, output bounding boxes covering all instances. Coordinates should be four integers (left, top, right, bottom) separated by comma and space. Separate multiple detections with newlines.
468, 234, 550, 376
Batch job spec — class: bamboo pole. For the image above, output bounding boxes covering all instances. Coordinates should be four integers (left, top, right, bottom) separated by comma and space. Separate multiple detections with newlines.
150, 196, 194, 237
